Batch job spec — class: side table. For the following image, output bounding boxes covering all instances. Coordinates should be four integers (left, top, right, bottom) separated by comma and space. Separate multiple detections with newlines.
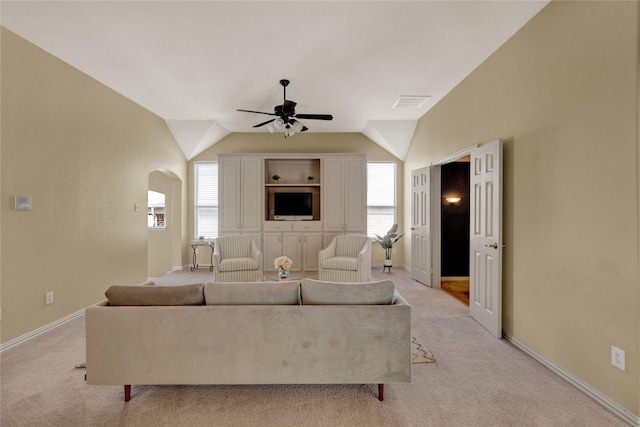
190, 241, 215, 271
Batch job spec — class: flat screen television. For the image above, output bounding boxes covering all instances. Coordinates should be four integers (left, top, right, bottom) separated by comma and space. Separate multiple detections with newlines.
274, 192, 313, 220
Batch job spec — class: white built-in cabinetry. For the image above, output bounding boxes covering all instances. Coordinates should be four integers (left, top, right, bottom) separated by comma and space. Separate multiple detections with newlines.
263, 221, 322, 272
218, 155, 262, 245
218, 153, 366, 273
322, 156, 367, 246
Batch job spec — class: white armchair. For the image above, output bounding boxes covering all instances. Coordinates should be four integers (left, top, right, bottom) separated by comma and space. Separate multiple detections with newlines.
318, 234, 372, 282
213, 235, 263, 282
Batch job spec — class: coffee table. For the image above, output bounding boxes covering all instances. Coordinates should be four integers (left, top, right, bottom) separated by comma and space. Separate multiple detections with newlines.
262, 274, 303, 282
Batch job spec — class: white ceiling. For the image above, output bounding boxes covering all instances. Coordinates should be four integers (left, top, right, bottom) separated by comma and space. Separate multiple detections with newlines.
1, 1, 549, 160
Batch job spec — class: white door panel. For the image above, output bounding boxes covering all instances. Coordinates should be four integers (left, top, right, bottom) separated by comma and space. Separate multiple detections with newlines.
411, 167, 431, 285
469, 139, 503, 338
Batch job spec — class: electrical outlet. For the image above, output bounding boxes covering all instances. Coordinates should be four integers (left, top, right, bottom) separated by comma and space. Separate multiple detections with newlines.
611, 346, 625, 371
392, 248, 397, 255
45, 291, 54, 305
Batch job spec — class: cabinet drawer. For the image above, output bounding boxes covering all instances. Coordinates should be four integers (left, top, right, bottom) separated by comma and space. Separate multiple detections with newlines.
264, 221, 293, 232
292, 221, 322, 232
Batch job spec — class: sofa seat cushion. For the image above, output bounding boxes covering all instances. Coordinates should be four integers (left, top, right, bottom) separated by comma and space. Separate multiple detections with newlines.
105, 284, 205, 306
300, 279, 395, 305
204, 281, 300, 305
218, 257, 260, 272
321, 256, 358, 271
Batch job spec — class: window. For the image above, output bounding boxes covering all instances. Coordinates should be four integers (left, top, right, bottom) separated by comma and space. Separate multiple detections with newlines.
367, 162, 396, 238
148, 191, 166, 228
194, 162, 218, 239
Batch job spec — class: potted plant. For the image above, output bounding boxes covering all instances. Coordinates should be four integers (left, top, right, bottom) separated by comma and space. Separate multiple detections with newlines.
373, 224, 405, 267
272, 174, 281, 184
307, 176, 315, 184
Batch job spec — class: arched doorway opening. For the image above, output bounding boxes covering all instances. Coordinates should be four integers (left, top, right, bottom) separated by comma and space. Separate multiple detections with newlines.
148, 169, 183, 279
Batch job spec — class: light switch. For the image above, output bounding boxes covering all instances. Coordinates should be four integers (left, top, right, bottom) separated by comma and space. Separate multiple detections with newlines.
15, 195, 31, 211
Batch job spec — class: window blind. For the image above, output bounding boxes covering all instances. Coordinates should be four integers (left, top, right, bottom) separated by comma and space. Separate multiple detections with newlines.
367, 162, 396, 237
194, 162, 218, 239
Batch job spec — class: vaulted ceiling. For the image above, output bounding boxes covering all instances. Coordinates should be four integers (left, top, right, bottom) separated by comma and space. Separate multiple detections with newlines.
1, 1, 549, 160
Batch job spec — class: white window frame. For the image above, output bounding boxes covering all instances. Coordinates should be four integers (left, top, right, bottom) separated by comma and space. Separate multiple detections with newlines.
194, 162, 218, 239
367, 162, 397, 238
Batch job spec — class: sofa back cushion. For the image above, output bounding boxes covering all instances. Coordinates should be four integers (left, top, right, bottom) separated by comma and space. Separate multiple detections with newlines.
300, 278, 395, 305
204, 281, 300, 305
105, 284, 205, 306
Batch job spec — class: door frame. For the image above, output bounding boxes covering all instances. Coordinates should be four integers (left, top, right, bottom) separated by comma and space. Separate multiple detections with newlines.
430, 145, 478, 290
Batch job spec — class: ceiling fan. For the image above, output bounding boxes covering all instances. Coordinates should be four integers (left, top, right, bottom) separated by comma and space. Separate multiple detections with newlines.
236, 79, 333, 137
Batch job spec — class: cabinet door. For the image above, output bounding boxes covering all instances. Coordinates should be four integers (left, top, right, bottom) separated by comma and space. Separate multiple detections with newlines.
219, 157, 242, 232
282, 233, 302, 272
263, 233, 283, 272
240, 157, 262, 232
220, 156, 262, 233
322, 158, 345, 232
344, 156, 367, 233
302, 233, 322, 271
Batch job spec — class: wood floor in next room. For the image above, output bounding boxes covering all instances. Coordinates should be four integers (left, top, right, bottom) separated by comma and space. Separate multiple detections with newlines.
441, 278, 469, 306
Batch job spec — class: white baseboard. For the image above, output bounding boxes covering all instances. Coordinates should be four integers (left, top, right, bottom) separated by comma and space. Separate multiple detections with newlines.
503, 332, 639, 426
0, 308, 86, 353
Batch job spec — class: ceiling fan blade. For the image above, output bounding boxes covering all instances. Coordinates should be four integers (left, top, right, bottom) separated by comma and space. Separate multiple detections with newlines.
236, 109, 276, 116
294, 113, 333, 121
253, 118, 275, 128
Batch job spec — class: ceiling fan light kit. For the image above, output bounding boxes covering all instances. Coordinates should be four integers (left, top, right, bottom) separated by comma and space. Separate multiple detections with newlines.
237, 79, 333, 138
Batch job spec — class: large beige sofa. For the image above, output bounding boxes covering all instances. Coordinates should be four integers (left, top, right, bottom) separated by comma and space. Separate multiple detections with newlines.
85, 279, 411, 402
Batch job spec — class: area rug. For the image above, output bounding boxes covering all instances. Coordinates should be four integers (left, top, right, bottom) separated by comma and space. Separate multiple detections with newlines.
411, 336, 436, 363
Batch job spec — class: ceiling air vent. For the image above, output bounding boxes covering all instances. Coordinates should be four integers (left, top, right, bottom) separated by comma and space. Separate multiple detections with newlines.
393, 96, 430, 109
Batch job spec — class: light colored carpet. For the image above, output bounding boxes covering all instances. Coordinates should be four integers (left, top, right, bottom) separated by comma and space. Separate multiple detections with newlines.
1, 268, 626, 426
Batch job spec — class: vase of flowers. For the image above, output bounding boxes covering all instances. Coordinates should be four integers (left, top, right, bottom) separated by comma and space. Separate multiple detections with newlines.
274, 255, 293, 281
272, 174, 281, 184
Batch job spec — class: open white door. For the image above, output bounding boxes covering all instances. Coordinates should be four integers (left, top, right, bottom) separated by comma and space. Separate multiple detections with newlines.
411, 167, 431, 286
469, 140, 503, 338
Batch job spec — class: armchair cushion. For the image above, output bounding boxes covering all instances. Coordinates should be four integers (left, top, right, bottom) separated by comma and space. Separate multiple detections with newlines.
321, 256, 358, 271
218, 257, 260, 272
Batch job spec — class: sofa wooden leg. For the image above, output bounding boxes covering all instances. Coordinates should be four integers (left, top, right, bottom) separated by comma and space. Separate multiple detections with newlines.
124, 385, 131, 402
378, 384, 384, 401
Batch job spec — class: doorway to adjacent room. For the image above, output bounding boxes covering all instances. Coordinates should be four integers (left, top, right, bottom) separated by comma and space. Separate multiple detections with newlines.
440, 158, 470, 306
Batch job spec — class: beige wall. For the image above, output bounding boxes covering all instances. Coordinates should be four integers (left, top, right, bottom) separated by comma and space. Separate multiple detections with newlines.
189, 133, 404, 266
0, 28, 187, 344
404, 1, 639, 413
